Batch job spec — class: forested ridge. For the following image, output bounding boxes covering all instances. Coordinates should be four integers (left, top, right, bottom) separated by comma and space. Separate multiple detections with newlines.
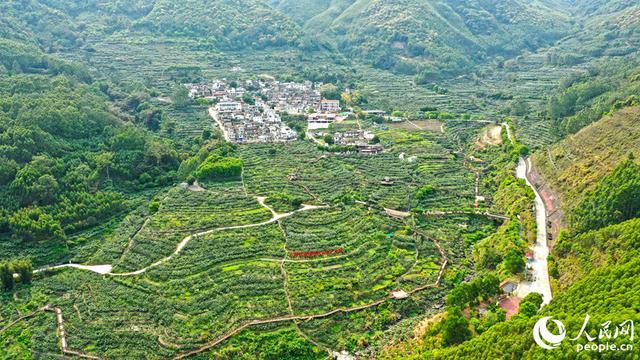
0, 39, 180, 264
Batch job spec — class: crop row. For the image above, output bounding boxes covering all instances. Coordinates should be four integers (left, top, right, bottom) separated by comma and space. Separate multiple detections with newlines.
114, 185, 272, 271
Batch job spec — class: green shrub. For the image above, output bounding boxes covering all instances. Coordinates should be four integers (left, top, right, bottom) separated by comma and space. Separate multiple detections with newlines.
195, 155, 243, 180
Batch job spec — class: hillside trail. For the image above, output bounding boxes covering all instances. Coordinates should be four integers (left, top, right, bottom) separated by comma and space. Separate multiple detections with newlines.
33, 196, 327, 277
172, 228, 449, 359
516, 158, 553, 305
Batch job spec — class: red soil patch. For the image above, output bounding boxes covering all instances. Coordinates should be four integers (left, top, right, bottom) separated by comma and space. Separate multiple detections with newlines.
289, 248, 344, 258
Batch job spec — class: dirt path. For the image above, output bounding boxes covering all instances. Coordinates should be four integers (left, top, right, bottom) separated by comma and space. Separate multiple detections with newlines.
0, 305, 49, 334
34, 264, 113, 275
171, 228, 449, 359
208, 107, 231, 142
406, 119, 424, 131
46, 306, 102, 360
34, 197, 328, 277
501, 122, 514, 144
516, 158, 553, 305
306, 131, 324, 146
423, 210, 509, 221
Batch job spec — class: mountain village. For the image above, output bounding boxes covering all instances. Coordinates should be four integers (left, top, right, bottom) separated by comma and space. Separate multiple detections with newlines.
185, 79, 383, 153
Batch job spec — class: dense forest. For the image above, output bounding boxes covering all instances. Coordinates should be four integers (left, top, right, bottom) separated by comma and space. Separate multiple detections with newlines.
0, 39, 180, 261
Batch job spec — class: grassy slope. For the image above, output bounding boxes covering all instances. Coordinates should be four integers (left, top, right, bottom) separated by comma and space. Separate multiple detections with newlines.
533, 106, 640, 209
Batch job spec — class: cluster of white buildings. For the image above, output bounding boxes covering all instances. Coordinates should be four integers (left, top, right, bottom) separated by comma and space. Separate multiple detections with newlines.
334, 130, 383, 154
186, 79, 346, 142
212, 97, 296, 144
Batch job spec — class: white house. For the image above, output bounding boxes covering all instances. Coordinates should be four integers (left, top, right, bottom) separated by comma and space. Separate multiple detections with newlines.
320, 99, 340, 113
216, 101, 242, 112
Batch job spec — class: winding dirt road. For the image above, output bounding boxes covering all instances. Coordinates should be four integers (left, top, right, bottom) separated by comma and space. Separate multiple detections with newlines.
34, 198, 327, 277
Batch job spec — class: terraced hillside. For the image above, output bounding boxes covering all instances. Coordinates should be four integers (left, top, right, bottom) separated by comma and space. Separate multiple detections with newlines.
0, 115, 509, 358
2, 1, 639, 359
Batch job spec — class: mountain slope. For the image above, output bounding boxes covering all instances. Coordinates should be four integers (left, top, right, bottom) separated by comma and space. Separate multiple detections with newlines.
0, 39, 180, 265
0, 0, 304, 52
564, 0, 639, 16
533, 106, 640, 210
276, 0, 572, 77
267, 0, 334, 24
134, 0, 303, 49
377, 106, 640, 359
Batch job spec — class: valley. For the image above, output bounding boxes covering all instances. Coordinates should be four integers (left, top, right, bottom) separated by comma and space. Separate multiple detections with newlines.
0, 0, 639, 359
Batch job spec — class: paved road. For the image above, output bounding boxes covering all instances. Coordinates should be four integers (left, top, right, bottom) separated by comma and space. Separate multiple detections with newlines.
34, 264, 113, 275
516, 158, 553, 305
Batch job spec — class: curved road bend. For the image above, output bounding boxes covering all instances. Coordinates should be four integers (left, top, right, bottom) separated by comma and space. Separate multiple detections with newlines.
32, 199, 327, 277
516, 157, 553, 305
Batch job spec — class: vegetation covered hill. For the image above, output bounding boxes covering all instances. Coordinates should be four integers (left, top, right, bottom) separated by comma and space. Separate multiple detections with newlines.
432, 247, 640, 359
376, 106, 640, 359
533, 106, 640, 209
0, 1, 639, 359
135, 0, 304, 50
0, 0, 303, 52
283, 0, 572, 78
565, 0, 639, 16
267, 0, 334, 24
0, 39, 180, 265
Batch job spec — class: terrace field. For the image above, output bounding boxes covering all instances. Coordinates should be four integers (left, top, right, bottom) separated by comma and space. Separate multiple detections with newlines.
0, 117, 508, 358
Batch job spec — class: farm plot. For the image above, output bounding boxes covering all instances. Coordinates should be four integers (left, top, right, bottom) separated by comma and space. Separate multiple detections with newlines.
284, 242, 414, 315
389, 120, 444, 132
292, 155, 362, 204
160, 104, 213, 142
296, 286, 445, 353
416, 214, 498, 265
44, 260, 289, 356
281, 207, 390, 254
239, 134, 476, 212
145, 224, 286, 281
376, 130, 477, 211
397, 232, 442, 289
203, 323, 326, 359
443, 120, 490, 150
114, 184, 272, 272
338, 153, 418, 210
282, 207, 439, 315
143, 259, 290, 350
22, 271, 176, 358
239, 143, 319, 202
